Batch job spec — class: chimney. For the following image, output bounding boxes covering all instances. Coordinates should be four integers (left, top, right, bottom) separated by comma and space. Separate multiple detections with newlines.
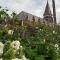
52, 0, 56, 24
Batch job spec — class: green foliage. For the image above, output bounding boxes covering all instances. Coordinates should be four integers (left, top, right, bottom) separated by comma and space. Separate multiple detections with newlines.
3, 41, 15, 60
16, 47, 24, 59
0, 6, 60, 60
24, 47, 37, 60
35, 55, 44, 60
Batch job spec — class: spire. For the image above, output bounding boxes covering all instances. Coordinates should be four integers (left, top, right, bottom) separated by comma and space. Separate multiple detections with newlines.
52, 0, 56, 24
43, 0, 53, 25
43, 0, 52, 16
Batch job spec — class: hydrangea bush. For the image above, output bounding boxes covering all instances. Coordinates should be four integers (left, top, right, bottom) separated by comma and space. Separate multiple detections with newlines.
0, 41, 28, 60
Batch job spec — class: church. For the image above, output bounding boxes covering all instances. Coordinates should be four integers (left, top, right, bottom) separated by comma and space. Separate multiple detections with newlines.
17, 0, 56, 26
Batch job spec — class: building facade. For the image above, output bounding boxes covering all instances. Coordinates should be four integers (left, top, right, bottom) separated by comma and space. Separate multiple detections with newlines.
17, 0, 56, 26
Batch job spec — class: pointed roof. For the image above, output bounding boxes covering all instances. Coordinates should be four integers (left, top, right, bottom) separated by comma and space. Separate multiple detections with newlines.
43, 0, 52, 16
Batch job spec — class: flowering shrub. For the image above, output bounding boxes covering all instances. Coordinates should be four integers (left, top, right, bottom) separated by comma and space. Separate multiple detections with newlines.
3, 41, 15, 60
0, 41, 28, 60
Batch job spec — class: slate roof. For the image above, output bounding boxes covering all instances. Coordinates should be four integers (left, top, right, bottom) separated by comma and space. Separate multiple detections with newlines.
17, 11, 43, 22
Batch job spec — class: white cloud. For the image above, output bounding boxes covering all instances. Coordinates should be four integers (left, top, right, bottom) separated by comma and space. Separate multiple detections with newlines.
0, 0, 60, 23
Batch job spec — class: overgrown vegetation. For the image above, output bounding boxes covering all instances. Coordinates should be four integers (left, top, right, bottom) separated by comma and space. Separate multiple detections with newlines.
0, 6, 60, 60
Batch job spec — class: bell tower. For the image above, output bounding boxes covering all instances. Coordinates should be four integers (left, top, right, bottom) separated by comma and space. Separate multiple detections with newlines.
43, 0, 53, 25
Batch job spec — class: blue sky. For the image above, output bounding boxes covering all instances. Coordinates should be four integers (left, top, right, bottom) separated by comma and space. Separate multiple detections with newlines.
0, 0, 60, 23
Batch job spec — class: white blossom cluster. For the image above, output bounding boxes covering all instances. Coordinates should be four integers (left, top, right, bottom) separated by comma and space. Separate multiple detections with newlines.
55, 44, 59, 51
11, 41, 20, 50
53, 30, 55, 34
0, 41, 28, 60
55, 44, 58, 48
22, 55, 29, 60
0, 58, 2, 60
53, 30, 57, 34
8, 30, 14, 35
0, 42, 4, 55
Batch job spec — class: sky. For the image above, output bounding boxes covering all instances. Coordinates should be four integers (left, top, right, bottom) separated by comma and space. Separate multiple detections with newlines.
0, 0, 60, 23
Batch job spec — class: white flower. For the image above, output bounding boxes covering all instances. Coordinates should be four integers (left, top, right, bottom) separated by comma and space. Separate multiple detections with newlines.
53, 30, 57, 34
55, 44, 58, 48
0, 58, 2, 60
53, 30, 55, 34
12, 58, 20, 60
8, 30, 14, 35
43, 39, 45, 43
11, 41, 20, 50
22, 55, 28, 60
40, 29, 42, 31
55, 44, 59, 53
20, 46, 23, 48
0, 42, 4, 55
35, 27, 38, 29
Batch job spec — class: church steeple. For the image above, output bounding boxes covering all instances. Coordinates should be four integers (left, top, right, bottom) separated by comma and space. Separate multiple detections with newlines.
43, 0, 53, 25
44, 1, 52, 16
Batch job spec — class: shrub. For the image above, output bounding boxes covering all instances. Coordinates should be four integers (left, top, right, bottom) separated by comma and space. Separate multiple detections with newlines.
3, 41, 15, 60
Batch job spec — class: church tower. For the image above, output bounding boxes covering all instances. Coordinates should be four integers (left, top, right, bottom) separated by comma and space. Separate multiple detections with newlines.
43, 0, 53, 25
